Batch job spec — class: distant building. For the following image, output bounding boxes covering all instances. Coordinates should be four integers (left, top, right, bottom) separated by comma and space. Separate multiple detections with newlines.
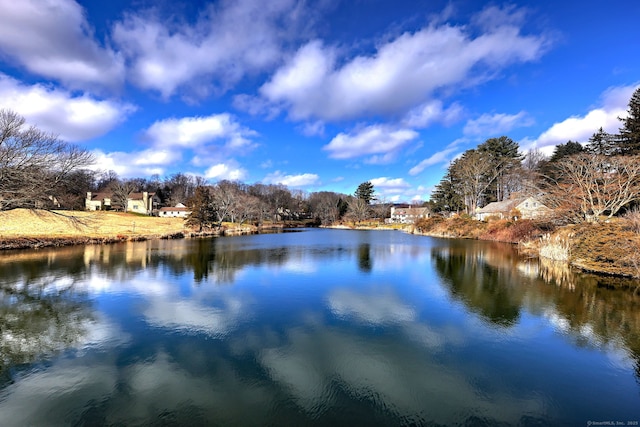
158, 203, 191, 218
127, 192, 160, 215
86, 191, 160, 215
475, 196, 550, 221
388, 205, 431, 224
86, 191, 117, 211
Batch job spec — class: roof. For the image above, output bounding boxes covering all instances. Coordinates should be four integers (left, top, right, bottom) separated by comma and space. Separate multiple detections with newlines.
392, 206, 430, 215
129, 192, 157, 200
159, 206, 189, 212
90, 191, 113, 200
477, 199, 523, 214
477, 197, 547, 214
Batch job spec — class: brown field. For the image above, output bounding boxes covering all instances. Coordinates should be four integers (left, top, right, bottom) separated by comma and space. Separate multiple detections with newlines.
0, 209, 186, 239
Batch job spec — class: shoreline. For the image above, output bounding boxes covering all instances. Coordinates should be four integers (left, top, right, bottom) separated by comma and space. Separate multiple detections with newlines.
2, 210, 639, 280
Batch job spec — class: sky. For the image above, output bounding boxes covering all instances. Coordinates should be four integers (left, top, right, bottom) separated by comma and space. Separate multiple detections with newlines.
0, 0, 639, 202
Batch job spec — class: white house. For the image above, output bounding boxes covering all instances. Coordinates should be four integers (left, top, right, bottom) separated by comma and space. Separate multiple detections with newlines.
388, 206, 431, 224
158, 203, 191, 218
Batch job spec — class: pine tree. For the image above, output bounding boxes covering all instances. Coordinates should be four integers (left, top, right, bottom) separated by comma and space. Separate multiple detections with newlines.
619, 87, 640, 155
185, 186, 214, 232
586, 127, 617, 156
354, 181, 375, 204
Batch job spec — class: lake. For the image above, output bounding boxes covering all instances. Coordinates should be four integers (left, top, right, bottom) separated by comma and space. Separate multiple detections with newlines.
1, 228, 639, 425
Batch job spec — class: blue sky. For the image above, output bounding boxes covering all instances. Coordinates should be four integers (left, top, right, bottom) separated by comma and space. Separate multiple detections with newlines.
0, 0, 638, 202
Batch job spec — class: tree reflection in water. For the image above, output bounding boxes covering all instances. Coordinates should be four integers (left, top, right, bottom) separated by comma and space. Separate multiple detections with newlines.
431, 238, 640, 382
0, 276, 93, 385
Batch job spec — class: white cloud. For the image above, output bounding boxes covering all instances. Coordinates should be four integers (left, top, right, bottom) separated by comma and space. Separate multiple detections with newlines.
90, 149, 174, 178
369, 177, 430, 202
0, 73, 135, 142
259, 5, 549, 122
463, 111, 534, 136
112, 0, 314, 98
370, 177, 411, 194
0, 0, 125, 91
403, 100, 463, 128
409, 147, 459, 176
263, 171, 320, 187
144, 113, 257, 150
323, 124, 419, 163
522, 83, 639, 154
204, 162, 248, 181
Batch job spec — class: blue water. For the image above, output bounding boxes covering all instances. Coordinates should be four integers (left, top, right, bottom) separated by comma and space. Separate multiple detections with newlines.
1, 229, 639, 425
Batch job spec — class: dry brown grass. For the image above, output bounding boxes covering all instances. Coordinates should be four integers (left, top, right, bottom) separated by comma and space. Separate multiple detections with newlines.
0, 209, 186, 239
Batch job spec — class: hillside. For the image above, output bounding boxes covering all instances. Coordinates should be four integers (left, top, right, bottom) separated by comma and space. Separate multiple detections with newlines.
0, 209, 187, 249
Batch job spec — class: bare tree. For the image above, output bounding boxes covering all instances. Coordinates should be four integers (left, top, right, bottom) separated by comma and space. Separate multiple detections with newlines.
110, 180, 138, 212
0, 109, 94, 210
211, 180, 241, 226
346, 197, 371, 224
450, 150, 504, 214
308, 191, 342, 225
544, 153, 640, 222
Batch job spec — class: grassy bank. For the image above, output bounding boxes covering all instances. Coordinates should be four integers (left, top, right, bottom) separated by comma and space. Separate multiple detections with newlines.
413, 215, 640, 278
0, 209, 188, 249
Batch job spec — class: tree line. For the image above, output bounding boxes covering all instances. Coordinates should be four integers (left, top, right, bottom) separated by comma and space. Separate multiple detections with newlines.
0, 109, 383, 226
429, 87, 640, 223
3, 87, 638, 226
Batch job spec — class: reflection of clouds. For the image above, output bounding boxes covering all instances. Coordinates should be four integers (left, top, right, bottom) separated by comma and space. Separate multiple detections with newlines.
259, 326, 543, 424
79, 313, 131, 351
0, 361, 118, 427
143, 295, 244, 338
0, 351, 274, 426
327, 288, 415, 325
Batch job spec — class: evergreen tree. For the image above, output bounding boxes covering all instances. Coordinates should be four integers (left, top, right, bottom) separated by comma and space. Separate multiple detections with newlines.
354, 181, 375, 204
477, 136, 523, 202
547, 140, 584, 163
186, 186, 214, 232
430, 171, 464, 213
586, 127, 617, 156
618, 87, 640, 155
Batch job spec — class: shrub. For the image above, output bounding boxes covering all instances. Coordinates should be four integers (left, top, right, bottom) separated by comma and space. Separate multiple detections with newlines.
623, 207, 640, 233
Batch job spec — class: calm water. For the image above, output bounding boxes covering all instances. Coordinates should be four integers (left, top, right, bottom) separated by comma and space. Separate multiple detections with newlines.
1, 229, 639, 426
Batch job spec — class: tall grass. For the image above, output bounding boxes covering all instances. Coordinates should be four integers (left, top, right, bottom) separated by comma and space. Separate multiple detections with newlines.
539, 233, 571, 262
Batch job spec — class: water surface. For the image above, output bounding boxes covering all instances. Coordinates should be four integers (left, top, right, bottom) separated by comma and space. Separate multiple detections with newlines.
1, 229, 639, 425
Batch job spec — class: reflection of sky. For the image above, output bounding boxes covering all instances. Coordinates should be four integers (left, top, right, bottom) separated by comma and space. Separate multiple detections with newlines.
1, 231, 640, 424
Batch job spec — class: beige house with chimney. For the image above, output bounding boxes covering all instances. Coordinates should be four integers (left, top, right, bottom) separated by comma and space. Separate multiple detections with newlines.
86, 191, 159, 215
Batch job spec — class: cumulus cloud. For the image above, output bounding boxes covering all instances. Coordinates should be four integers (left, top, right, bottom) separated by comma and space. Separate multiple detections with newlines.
0, 73, 135, 142
144, 113, 256, 149
369, 177, 430, 202
463, 111, 534, 136
0, 0, 125, 91
258, 5, 549, 122
205, 162, 248, 181
112, 0, 314, 98
521, 83, 638, 154
370, 177, 411, 194
263, 171, 320, 187
323, 125, 418, 163
90, 149, 175, 177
